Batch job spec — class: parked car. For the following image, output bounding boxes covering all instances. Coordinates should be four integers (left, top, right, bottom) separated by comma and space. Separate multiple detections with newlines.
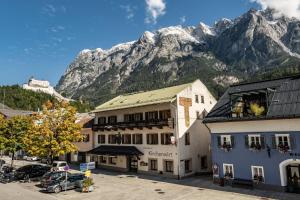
44, 173, 86, 193
52, 161, 69, 171
41, 171, 71, 188
15, 164, 51, 180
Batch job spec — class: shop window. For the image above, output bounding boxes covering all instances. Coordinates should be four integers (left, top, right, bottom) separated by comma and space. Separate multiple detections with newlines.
98, 135, 106, 144
108, 156, 117, 165
149, 159, 158, 171
132, 134, 143, 144
122, 134, 131, 144
223, 164, 234, 179
185, 159, 192, 173
100, 156, 107, 164
201, 156, 208, 169
108, 116, 117, 124
251, 166, 264, 183
108, 134, 117, 144
246, 134, 265, 150
98, 117, 106, 125
164, 160, 174, 173
147, 133, 158, 145
185, 132, 190, 145
161, 133, 173, 145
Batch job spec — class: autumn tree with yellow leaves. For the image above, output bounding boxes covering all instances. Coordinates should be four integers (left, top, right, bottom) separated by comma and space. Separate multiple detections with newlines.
23, 101, 83, 164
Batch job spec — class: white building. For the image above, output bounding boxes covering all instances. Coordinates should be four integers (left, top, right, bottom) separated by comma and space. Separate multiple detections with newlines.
23, 78, 71, 102
87, 80, 216, 178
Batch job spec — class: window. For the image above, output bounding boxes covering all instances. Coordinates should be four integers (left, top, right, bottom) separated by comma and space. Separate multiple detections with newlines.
196, 111, 201, 119
159, 110, 171, 120
185, 159, 192, 173
98, 135, 106, 144
251, 166, 264, 182
164, 160, 174, 173
201, 95, 205, 104
108, 134, 117, 144
108, 156, 117, 165
145, 111, 158, 121
98, 117, 106, 125
100, 156, 107, 164
108, 116, 117, 124
195, 95, 199, 103
132, 134, 143, 144
274, 134, 291, 152
185, 132, 190, 145
122, 134, 131, 144
147, 133, 158, 145
149, 159, 158, 171
161, 133, 174, 145
201, 156, 208, 169
246, 134, 264, 150
83, 134, 90, 142
223, 164, 234, 179
134, 113, 143, 122
124, 114, 134, 122
218, 135, 234, 150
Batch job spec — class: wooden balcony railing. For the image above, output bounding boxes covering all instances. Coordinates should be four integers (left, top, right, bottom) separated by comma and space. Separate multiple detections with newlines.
92, 118, 174, 131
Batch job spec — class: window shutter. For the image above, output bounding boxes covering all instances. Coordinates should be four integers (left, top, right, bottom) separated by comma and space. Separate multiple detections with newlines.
217, 136, 221, 148
155, 111, 158, 120
161, 134, 165, 145
272, 135, 277, 149
245, 135, 249, 148
261, 136, 265, 149
147, 134, 150, 144
290, 136, 296, 150
145, 112, 149, 121
231, 136, 235, 148
98, 135, 100, 143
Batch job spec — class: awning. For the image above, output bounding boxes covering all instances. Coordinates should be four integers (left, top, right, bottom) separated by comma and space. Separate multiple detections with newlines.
87, 145, 143, 156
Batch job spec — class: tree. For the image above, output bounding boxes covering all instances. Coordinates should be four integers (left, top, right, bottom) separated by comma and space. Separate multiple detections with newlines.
24, 101, 83, 164
0, 115, 31, 167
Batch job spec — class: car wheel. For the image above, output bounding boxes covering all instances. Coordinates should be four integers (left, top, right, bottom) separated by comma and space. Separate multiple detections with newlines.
54, 186, 62, 193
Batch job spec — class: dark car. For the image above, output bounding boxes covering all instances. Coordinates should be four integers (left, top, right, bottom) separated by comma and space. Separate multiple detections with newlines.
44, 173, 86, 193
15, 164, 51, 180
41, 171, 71, 188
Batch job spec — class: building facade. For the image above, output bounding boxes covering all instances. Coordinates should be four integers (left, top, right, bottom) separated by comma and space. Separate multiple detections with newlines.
204, 75, 300, 193
88, 80, 216, 178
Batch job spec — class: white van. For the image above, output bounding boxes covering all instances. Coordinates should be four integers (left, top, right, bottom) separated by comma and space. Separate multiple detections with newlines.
52, 161, 69, 171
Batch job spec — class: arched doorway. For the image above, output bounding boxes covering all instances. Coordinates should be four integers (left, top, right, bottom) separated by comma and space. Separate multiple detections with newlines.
279, 159, 300, 193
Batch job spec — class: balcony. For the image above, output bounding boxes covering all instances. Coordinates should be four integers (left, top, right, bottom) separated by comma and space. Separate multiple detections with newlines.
92, 118, 174, 131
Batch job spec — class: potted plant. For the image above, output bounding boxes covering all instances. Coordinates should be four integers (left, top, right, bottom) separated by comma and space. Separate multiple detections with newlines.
82, 177, 94, 192
222, 143, 231, 152
250, 103, 265, 117
253, 174, 264, 184
278, 143, 290, 153
224, 172, 233, 179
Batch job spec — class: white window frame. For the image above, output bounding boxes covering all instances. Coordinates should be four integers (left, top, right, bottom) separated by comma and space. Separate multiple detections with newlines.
223, 163, 234, 179
275, 134, 290, 148
248, 134, 261, 147
221, 135, 231, 146
251, 166, 265, 182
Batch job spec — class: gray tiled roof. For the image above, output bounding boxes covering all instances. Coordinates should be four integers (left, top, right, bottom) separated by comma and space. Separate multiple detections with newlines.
204, 75, 300, 123
0, 109, 33, 118
0, 103, 11, 110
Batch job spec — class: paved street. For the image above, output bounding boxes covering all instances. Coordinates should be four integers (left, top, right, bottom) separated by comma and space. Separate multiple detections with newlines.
1, 158, 300, 200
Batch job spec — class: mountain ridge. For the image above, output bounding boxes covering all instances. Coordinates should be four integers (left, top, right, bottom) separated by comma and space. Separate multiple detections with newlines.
56, 8, 300, 106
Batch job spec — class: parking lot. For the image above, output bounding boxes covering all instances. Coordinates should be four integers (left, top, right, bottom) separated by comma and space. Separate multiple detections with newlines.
1, 157, 300, 200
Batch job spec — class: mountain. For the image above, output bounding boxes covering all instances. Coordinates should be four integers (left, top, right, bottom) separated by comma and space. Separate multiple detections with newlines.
56, 8, 300, 106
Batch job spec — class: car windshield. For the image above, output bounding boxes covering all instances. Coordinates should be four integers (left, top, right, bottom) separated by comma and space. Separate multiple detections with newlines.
52, 163, 58, 167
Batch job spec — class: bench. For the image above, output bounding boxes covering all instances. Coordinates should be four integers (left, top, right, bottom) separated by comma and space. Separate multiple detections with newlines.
232, 178, 253, 189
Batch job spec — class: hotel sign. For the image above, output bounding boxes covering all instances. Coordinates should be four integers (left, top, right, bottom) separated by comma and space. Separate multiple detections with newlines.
148, 151, 173, 158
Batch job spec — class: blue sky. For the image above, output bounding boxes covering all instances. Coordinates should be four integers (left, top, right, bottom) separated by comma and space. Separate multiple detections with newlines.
0, 0, 260, 86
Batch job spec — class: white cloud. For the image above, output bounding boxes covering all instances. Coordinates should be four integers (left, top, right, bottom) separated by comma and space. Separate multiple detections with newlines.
251, 0, 300, 19
42, 4, 56, 16
48, 25, 65, 33
180, 16, 186, 24
120, 5, 136, 19
145, 0, 166, 24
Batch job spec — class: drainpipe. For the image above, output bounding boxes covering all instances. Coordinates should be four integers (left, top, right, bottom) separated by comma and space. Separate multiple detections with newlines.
171, 100, 180, 180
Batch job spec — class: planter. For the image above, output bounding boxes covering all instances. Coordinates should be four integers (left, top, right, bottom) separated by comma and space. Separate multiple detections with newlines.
82, 185, 94, 193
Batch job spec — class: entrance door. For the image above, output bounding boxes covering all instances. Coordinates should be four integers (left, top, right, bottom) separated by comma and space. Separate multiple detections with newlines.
286, 164, 300, 193
128, 156, 138, 172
